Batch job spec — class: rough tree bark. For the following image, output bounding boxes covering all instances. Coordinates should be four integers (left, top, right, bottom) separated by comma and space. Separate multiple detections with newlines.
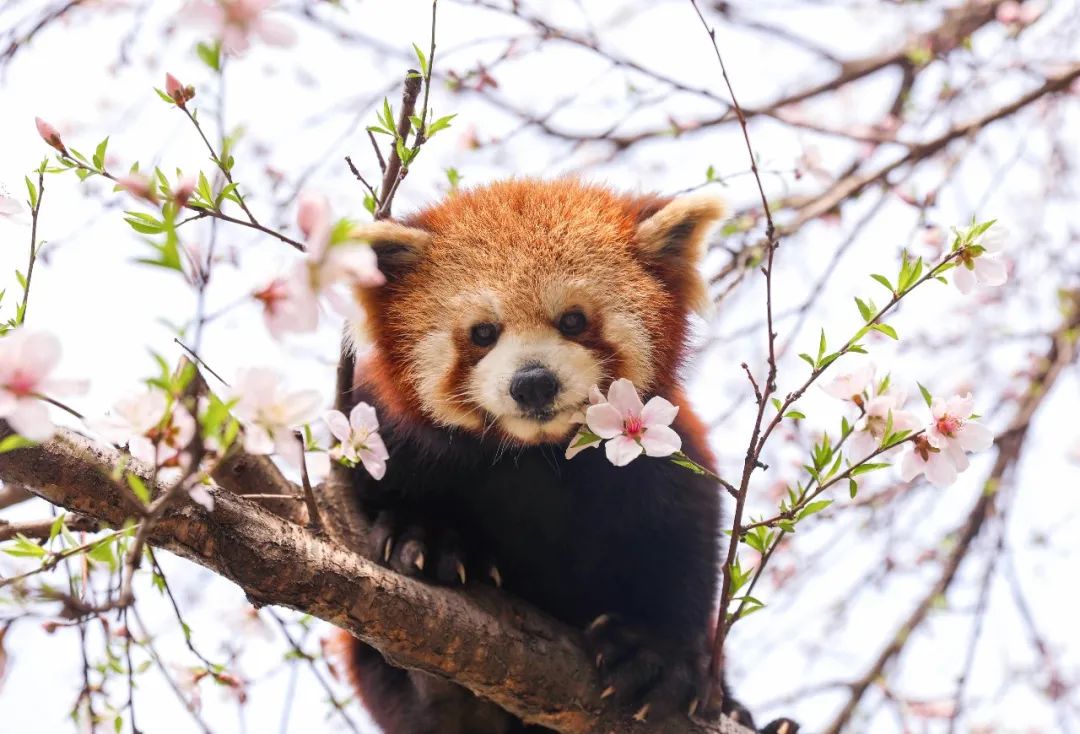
0, 424, 753, 734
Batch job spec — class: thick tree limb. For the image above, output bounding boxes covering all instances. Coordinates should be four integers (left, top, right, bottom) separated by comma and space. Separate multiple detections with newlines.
0, 425, 752, 734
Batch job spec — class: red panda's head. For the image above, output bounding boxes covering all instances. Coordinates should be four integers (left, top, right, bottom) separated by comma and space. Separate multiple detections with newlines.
351, 179, 724, 445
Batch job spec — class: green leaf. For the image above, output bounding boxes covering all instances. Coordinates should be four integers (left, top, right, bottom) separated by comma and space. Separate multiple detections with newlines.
0, 434, 36, 453
25, 175, 38, 209
670, 452, 706, 475
816, 329, 827, 365
784, 410, 806, 420
127, 474, 151, 504
871, 323, 898, 339
48, 514, 65, 543
93, 137, 109, 170
797, 499, 833, 521
3, 533, 47, 558
705, 164, 716, 182
196, 41, 221, 72
798, 353, 815, 370
850, 462, 890, 477
870, 273, 894, 293
849, 478, 858, 498
918, 382, 933, 408
425, 113, 456, 138
855, 297, 873, 322
412, 42, 429, 77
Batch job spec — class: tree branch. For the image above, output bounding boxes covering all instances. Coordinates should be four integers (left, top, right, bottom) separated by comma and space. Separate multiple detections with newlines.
0, 423, 752, 734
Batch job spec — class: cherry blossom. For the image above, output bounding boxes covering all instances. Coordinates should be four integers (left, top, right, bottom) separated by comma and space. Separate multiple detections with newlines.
954, 224, 1008, 294
899, 393, 993, 487
584, 379, 681, 466
181, 0, 297, 56
900, 435, 958, 488
324, 402, 389, 480
821, 360, 875, 402
925, 393, 994, 470
94, 390, 196, 468
0, 330, 87, 441
35, 117, 67, 156
116, 173, 160, 204
231, 368, 320, 464
564, 385, 605, 459
253, 193, 383, 339
173, 175, 197, 208
0, 194, 23, 218
847, 386, 920, 462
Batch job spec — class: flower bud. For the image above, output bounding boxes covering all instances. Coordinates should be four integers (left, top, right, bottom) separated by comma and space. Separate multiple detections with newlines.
117, 173, 160, 205
35, 117, 68, 156
165, 73, 196, 107
173, 175, 196, 208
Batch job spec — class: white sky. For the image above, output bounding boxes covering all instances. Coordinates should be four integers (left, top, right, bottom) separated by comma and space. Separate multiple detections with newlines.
1, 0, 1078, 732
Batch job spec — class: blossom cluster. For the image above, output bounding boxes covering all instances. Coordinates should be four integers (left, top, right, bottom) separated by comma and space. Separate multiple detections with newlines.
254, 194, 384, 339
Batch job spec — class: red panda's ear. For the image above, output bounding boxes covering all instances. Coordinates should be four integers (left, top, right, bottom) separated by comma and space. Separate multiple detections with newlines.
351, 221, 431, 281
633, 194, 726, 315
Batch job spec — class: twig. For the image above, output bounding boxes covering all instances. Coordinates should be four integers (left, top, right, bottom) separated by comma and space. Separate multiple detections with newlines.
18, 167, 45, 325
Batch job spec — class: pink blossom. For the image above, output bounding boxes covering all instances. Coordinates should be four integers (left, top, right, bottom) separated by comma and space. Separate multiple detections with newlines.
94, 390, 196, 469
173, 175, 197, 208
116, 173, 160, 204
848, 388, 920, 462
34, 117, 68, 156
584, 379, 681, 466
925, 393, 994, 470
564, 385, 605, 459
954, 224, 1008, 294
0, 193, 23, 218
181, 0, 297, 56
254, 193, 383, 340
324, 402, 389, 480
0, 330, 87, 441
821, 360, 875, 402
900, 435, 958, 488
231, 368, 321, 464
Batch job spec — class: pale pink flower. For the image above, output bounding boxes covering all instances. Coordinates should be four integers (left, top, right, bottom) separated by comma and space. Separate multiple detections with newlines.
822, 361, 875, 402
34, 117, 67, 156
0, 330, 86, 441
324, 402, 389, 480
188, 482, 215, 511
181, 0, 297, 56
0, 194, 23, 218
173, 175, 197, 208
116, 173, 160, 204
954, 224, 1008, 294
564, 385, 605, 460
585, 379, 681, 466
900, 435, 958, 488
231, 368, 320, 464
925, 393, 994, 471
848, 388, 920, 462
254, 193, 383, 340
253, 273, 318, 339
94, 390, 196, 468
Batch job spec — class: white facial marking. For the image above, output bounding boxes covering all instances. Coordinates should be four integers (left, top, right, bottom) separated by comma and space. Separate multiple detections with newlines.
472, 331, 602, 442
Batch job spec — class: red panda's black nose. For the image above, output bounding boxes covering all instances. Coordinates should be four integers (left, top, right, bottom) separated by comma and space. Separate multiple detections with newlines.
510, 365, 560, 414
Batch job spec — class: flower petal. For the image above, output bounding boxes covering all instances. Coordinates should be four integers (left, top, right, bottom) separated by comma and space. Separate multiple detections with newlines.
953, 265, 975, 294
925, 453, 958, 487
641, 396, 678, 428
974, 255, 1007, 287
604, 435, 643, 467
640, 425, 681, 457
358, 449, 387, 480
350, 402, 380, 433
324, 410, 351, 442
605, 378, 643, 419
957, 421, 993, 452
243, 425, 275, 455
586, 403, 625, 440
8, 399, 54, 441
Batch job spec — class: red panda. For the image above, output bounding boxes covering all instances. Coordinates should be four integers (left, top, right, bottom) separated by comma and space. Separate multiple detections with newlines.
335, 179, 795, 733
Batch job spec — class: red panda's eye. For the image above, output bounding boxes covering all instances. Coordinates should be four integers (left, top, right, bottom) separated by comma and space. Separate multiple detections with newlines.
470, 322, 499, 347
557, 311, 587, 336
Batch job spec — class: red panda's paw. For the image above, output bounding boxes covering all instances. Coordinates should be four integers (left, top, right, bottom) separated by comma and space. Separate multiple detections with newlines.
368, 510, 502, 588
584, 613, 706, 723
